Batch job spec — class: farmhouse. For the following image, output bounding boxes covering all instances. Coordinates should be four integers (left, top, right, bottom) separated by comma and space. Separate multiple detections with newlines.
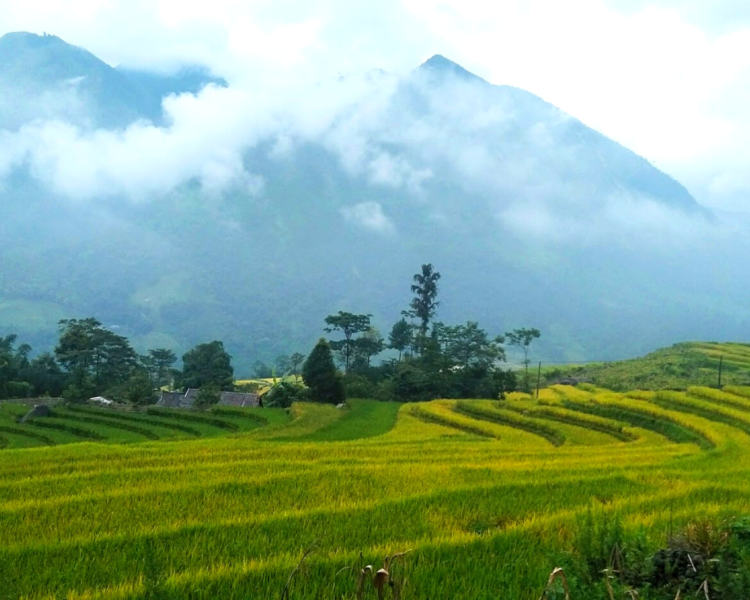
157, 389, 262, 409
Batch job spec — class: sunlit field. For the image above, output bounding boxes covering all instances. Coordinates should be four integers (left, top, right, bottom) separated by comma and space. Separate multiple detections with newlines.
2, 388, 750, 599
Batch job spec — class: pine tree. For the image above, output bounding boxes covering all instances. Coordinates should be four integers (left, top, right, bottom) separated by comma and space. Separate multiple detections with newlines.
302, 338, 346, 404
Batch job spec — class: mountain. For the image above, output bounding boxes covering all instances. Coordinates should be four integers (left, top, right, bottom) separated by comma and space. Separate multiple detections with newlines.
1, 34, 748, 374
0, 32, 224, 129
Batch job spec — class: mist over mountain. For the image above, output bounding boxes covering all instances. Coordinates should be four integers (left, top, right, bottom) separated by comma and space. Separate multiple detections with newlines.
0, 32, 225, 129
1, 32, 748, 373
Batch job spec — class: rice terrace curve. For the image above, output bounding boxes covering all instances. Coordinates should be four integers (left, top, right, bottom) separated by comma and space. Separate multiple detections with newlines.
2, 385, 750, 599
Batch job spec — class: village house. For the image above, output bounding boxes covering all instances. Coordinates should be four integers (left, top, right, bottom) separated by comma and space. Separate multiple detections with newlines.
157, 389, 262, 409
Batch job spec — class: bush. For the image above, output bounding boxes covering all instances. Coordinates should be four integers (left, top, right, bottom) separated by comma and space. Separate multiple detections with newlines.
563, 514, 750, 599
343, 374, 376, 398
5, 381, 33, 399
374, 378, 396, 402
62, 379, 96, 403
194, 383, 221, 411
264, 381, 304, 408
391, 364, 434, 402
106, 371, 157, 406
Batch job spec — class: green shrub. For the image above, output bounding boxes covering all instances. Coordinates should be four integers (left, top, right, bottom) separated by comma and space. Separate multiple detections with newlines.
264, 381, 305, 408
343, 374, 376, 399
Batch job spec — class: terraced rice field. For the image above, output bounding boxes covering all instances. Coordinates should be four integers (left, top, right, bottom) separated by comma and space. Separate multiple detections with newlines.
2, 389, 750, 598
547, 341, 750, 391
0, 402, 281, 449
692, 342, 750, 370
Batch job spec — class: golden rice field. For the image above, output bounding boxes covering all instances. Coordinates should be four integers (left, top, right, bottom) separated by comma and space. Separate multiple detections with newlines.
2, 387, 750, 599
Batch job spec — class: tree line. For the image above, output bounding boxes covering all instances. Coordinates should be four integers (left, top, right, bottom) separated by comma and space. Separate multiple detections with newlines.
0, 264, 540, 407
263, 264, 541, 405
0, 320, 228, 406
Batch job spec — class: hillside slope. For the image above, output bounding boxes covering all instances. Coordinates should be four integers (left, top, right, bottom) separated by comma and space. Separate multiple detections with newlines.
2, 33, 749, 371
543, 342, 750, 391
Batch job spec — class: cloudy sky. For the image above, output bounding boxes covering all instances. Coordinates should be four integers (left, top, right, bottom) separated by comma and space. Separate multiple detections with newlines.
1, 0, 749, 212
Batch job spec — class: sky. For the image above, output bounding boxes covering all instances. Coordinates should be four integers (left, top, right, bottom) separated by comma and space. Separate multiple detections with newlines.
1, 0, 749, 212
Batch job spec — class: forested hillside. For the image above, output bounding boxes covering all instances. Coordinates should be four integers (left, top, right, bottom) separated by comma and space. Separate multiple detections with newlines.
2, 32, 749, 371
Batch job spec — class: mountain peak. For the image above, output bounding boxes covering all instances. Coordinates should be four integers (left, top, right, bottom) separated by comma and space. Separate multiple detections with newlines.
418, 54, 484, 82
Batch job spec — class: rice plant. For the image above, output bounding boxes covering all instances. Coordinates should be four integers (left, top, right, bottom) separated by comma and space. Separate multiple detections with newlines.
1, 391, 750, 598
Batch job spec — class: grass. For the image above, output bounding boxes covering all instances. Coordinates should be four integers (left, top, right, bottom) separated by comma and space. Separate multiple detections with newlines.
543, 341, 750, 391
4, 386, 750, 598
294, 398, 401, 442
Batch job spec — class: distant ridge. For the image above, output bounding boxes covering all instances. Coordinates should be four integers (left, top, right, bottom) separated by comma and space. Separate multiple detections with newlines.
0, 31, 224, 128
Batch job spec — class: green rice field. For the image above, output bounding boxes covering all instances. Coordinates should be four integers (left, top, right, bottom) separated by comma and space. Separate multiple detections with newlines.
2, 389, 750, 598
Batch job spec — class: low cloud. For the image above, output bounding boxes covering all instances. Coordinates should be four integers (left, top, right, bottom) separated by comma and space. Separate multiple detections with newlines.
0, 47, 733, 253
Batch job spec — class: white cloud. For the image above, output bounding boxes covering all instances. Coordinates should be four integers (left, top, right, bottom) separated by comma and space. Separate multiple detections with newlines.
340, 201, 395, 234
497, 193, 716, 249
2, 0, 750, 215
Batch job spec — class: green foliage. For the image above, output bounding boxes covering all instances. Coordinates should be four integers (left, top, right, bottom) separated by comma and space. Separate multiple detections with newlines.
289, 352, 306, 376
55, 318, 138, 393
177, 341, 234, 391
324, 311, 373, 372
351, 327, 385, 370
564, 514, 750, 600
441, 321, 506, 370
141, 348, 177, 389
0, 335, 30, 397
343, 373, 377, 398
302, 338, 346, 404
20, 352, 65, 397
376, 319, 516, 401
61, 377, 96, 402
194, 383, 221, 411
505, 327, 541, 358
234, 381, 261, 393
274, 355, 292, 375
124, 371, 158, 406
506, 327, 540, 390
408, 263, 441, 346
388, 318, 412, 361
544, 342, 750, 392
252, 360, 273, 378
5, 381, 33, 398
264, 381, 305, 409
391, 363, 436, 402
1, 334, 64, 398
105, 370, 157, 406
